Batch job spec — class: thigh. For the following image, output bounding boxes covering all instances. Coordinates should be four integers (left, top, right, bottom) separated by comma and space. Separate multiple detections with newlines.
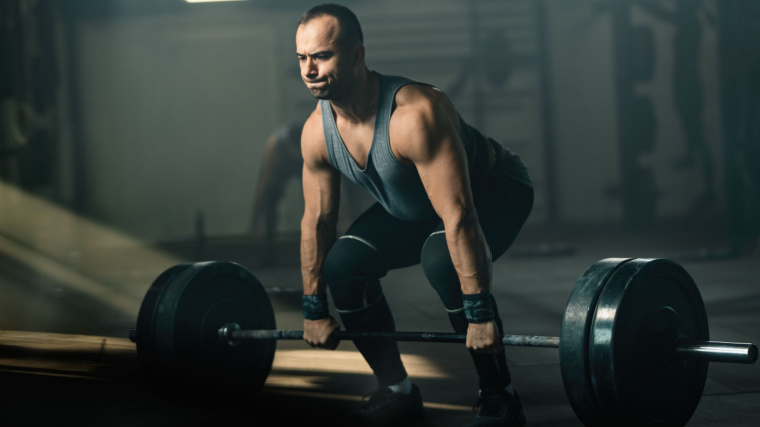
342, 202, 441, 270
419, 177, 532, 308
424, 177, 533, 259
472, 176, 534, 260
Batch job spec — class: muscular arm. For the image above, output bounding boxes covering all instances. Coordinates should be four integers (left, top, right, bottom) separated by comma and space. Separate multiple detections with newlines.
392, 87, 491, 295
300, 109, 341, 296
300, 107, 342, 349
391, 86, 500, 353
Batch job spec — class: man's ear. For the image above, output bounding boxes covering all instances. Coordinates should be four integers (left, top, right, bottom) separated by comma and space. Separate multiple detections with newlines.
354, 44, 365, 64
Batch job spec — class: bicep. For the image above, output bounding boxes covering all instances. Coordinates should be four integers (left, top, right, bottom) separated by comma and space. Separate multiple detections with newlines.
420, 143, 474, 224
301, 118, 341, 223
302, 158, 340, 220
399, 108, 474, 223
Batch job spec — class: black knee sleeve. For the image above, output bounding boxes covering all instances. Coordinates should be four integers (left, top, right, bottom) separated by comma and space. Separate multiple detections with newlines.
324, 236, 387, 311
421, 232, 463, 310
323, 236, 407, 386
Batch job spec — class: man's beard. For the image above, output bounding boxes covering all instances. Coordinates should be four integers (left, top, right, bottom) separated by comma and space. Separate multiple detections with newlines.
309, 84, 337, 100
310, 89, 330, 100
308, 75, 350, 101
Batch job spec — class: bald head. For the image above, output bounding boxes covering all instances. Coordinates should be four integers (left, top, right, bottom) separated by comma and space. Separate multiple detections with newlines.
298, 3, 363, 51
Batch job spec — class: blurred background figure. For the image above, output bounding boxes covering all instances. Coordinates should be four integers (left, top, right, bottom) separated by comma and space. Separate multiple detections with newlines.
250, 121, 370, 266
250, 121, 304, 247
635, 0, 717, 212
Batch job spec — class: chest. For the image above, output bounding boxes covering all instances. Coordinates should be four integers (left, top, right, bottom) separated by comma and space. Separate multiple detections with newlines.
335, 117, 378, 170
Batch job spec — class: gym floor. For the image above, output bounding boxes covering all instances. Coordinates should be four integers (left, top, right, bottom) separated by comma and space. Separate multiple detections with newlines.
0, 215, 758, 426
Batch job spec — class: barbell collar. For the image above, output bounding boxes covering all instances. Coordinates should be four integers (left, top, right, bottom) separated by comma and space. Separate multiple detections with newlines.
675, 340, 758, 364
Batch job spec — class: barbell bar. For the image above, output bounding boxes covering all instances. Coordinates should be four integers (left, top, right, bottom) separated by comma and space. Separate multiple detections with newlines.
133, 322, 758, 364
219, 326, 757, 364
219, 324, 562, 348
131, 257, 758, 426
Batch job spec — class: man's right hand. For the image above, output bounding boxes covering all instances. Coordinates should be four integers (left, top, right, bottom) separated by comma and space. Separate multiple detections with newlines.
303, 316, 341, 350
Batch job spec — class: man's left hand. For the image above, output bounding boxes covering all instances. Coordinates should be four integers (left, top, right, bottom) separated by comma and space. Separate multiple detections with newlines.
466, 320, 504, 354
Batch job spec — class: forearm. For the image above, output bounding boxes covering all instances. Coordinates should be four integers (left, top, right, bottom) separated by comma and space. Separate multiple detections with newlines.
300, 214, 341, 349
300, 214, 337, 296
444, 209, 492, 295
448, 212, 501, 349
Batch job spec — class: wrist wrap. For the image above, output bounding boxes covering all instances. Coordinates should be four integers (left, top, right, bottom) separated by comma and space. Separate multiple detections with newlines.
462, 293, 495, 323
302, 294, 329, 320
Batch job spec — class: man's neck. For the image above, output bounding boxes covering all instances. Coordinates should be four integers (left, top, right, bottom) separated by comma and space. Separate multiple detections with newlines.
329, 69, 378, 124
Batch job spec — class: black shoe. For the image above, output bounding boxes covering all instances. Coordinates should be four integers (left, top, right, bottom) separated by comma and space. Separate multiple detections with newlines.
345, 384, 425, 426
468, 389, 526, 427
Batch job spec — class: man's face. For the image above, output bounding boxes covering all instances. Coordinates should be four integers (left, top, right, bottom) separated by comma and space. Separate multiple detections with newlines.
296, 15, 357, 101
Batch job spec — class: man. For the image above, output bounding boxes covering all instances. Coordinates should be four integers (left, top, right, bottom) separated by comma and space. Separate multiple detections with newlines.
296, 4, 533, 426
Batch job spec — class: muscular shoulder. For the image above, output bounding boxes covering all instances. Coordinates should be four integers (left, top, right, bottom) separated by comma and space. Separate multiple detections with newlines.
389, 84, 461, 162
301, 104, 330, 169
392, 84, 459, 135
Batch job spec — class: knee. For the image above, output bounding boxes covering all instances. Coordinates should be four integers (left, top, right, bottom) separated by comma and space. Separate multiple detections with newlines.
421, 232, 461, 308
324, 235, 387, 309
324, 236, 383, 282
324, 240, 350, 284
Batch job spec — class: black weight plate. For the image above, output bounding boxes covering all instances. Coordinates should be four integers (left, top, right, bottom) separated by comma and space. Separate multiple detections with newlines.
136, 261, 276, 406
589, 258, 709, 426
135, 263, 191, 374
560, 258, 633, 427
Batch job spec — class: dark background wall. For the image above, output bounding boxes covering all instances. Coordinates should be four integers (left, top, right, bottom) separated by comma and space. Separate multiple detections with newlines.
1, 0, 757, 250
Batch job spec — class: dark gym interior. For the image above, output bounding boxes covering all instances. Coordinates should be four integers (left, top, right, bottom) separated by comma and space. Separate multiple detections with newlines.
0, 1, 758, 426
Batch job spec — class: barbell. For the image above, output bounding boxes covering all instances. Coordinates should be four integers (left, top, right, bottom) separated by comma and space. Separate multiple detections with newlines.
130, 257, 757, 426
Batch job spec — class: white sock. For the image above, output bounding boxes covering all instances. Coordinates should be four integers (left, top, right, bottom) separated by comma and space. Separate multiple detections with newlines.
387, 377, 412, 394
